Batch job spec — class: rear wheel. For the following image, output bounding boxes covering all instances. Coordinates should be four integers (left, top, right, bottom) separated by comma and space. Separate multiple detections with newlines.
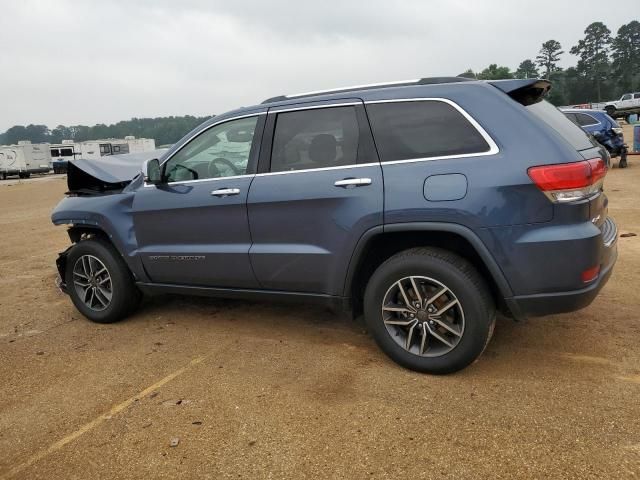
605, 105, 616, 117
363, 248, 495, 374
65, 239, 141, 323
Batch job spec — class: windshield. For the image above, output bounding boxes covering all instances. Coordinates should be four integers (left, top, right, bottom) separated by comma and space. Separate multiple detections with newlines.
527, 100, 594, 151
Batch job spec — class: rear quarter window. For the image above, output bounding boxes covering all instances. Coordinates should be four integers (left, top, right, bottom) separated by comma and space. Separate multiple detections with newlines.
365, 100, 491, 162
526, 101, 594, 151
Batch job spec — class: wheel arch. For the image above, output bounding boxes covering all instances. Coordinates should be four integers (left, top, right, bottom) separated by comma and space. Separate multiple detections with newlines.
344, 222, 513, 317
56, 223, 149, 284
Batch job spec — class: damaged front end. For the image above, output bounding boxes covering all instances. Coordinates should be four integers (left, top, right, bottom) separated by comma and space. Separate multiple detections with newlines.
55, 246, 72, 293
53, 150, 166, 292
65, 149, 166, 195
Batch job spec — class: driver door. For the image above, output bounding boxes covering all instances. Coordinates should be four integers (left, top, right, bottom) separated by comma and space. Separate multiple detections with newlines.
132, 113, 265, 288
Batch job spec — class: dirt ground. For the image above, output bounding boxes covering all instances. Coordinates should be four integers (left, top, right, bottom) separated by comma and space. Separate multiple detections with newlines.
1, 132, 639, 479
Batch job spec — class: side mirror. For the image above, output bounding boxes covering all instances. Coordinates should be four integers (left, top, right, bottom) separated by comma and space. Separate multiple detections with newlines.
143, 158, 162, 184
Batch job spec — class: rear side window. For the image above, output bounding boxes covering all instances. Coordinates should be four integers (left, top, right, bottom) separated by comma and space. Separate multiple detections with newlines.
574, 113, 598, 127
526, 101, 593, 151
270, 106, 359, 172
634, 93, 640, 99
366, 101, 491, 162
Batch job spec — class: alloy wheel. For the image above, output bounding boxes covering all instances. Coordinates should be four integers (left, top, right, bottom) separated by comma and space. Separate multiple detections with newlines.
72, 255, 113, 311
381, 276, 465, 357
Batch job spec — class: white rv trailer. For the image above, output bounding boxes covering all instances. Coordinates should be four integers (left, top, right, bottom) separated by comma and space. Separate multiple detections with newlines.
0, 141, 51, 179
50, 140, 79, 173
124, 136, 155, 154
78, 139, 130, 160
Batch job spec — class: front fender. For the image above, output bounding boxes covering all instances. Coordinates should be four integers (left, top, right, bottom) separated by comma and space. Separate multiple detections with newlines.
51, 193, 148, 282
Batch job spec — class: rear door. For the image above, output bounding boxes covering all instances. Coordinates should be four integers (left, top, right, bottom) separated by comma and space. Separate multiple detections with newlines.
247, 100, 383, 295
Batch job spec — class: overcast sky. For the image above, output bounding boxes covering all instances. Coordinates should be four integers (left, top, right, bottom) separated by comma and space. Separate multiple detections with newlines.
1, 0, 636, 131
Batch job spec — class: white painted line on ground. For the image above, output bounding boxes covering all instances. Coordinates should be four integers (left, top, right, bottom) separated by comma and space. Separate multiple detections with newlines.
0, 355, 206, 480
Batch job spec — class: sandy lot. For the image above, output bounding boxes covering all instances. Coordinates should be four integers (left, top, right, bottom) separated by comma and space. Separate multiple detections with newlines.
1, 136, 639, 479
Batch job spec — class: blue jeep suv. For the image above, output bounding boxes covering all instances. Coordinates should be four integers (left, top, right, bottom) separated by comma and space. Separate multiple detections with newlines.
51, 77, 617, 374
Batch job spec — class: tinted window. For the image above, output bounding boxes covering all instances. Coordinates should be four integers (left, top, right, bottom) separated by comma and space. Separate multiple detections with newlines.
563, 113, 578, 124
574, 113, 598, 127
60, 148, 73, 157
50, 148, 60, 157
634, 93, 640, 99
527, 101, 593, 151
366, 101, 490, 162
164, 116, 258, 182
270, 106, 359, 172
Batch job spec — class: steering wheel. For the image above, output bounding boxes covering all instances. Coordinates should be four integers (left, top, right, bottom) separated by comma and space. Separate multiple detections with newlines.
167, 164, 199, 181
208, 157, 241, 177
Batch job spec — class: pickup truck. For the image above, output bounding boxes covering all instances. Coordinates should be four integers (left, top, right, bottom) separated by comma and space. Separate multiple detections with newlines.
604, 92, 640, 121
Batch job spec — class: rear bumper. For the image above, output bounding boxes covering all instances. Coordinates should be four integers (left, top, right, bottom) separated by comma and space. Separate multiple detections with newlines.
505, 218, 618, 320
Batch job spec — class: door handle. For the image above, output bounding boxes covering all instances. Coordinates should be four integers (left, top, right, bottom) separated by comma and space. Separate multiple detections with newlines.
211, 188, 240, 197
334, 178, 372, 188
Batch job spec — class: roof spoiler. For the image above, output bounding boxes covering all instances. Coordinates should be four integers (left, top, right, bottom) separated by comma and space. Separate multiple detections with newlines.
489, 79, 551, 106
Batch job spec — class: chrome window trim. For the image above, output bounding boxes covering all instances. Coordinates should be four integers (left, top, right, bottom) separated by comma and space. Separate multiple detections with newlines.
255, 162, 379, 178
363, 97, 500, 159
143, 173, 255, 188
144, 112, 266, 187
145, 97, 499, 185
268, 102, 361, 114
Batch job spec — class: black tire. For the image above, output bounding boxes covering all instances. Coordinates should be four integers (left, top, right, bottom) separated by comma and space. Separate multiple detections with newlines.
618, 148, 627, 168
65, 239, 142, 323
363, 247, 495, 374
605, 106, 616, 117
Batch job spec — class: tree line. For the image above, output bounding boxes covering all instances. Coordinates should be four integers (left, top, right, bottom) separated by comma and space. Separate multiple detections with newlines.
459, 20, 639, 106
0, 115, 212, 146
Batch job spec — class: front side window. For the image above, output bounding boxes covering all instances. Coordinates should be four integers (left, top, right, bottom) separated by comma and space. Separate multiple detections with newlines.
50, 148, 60, 157
270, 106, 359, 172
164, 116, 258, 182
366, 101, 491, 162
60, 148, 73, 157
622, 94, 632, 101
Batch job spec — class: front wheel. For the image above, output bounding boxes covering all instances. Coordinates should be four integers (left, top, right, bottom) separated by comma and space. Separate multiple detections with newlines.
65, 239, 142, 323
363, 248, 495, 374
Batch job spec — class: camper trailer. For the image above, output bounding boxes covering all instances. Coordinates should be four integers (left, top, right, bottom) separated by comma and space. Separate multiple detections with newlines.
50, 140, 78, 174
0, 141, 51, 179
77, 140, 129, 160
124, 136, 155, 154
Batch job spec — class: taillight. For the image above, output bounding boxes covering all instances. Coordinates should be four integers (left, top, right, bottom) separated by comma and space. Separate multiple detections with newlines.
528, 158, 606, 203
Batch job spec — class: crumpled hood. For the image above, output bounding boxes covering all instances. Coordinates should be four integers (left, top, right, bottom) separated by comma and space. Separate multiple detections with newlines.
67, 149, 167, 193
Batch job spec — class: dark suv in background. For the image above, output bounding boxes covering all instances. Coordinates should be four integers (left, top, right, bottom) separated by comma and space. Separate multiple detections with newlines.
562, 108, 628, 168
52, 77, 617, 374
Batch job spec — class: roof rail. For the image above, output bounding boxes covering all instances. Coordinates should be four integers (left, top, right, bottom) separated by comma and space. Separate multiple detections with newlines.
261, 77, 473, 104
